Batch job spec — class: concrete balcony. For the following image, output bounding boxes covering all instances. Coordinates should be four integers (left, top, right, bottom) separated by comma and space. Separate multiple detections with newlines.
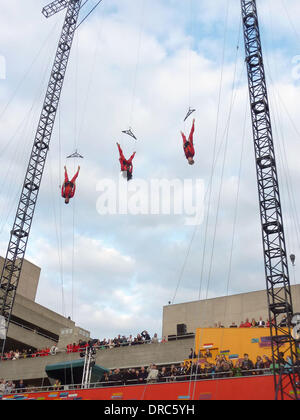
0, 337, 194, 382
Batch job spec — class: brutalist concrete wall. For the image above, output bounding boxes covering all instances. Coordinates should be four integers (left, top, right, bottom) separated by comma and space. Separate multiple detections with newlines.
0, 257, 40, 302
162, 285, 300, 338
0, 338, 194, 382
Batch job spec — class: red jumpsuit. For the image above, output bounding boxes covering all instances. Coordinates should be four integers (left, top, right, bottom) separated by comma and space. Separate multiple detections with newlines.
181, 119, 195, 161
117, 143, 136, 176
61, 166, 80, 200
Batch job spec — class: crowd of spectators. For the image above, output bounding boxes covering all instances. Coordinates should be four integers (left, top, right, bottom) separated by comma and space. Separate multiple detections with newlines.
0, 317, 289, 362
0, 331, 165, 362
0, 351, 296, 395
65, 331, 166, 354
215, 316, 287, 329
100, 352, 295, 387
0, 379, 25, 395
1, 345, 59, 361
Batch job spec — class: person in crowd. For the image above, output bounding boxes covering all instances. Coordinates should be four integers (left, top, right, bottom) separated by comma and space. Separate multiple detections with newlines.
50, 345, 59, 355
136, 333, 144, 344
176, 363, 187, 381
188, 361, 200, 380
108, 339, 115, 349
197, 349, 203, 359
257, 316, 266, 327
189, 348, 196, 359
15, 379, 25, 393
204, 348, 213, 358
151, 333, 159, 344
0, 379, 6, 395
220, 355, 233, 378
134, 369, 141, 384
107, 370, 114, 384
263, 355, 272, 370
100, 338, 108, 349
254, 356, 265, 375
138, 367, 148, 384
13, 350, 20, 360
121, 336, 129, 346
241, 354, 254, 376
239, 318, 252, 328
133, 337, 139, 345
266, 318, 275, 327
279, 316, 288, 327
232, 359, 243, 377
278, 352, 286, 366
147, 364, 159, 383
141, 330, 151, 342
102, 372, 110, 387
284, 356, 293, 373
270, 360, 280, 374
215, 356, 224, 378
110, 369, 123, 386
158, 366, 169, 383
124, 368, 138, 385
53, 379, 62, 390
230, 322, 238, 328
5, 381, 15, 394
169, 365, 178, 382
251, 318, 257, 328
203, 362, 215, 379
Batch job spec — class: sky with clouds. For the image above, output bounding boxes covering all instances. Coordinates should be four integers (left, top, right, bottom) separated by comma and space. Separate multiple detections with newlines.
0, 0, 300, 340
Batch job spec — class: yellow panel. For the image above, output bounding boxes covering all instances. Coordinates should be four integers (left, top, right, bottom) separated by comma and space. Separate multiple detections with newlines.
194, 328, 289, 362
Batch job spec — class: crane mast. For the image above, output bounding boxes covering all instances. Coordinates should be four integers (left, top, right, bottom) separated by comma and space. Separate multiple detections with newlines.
0, 0, 82, 354
241, 0, 299, 399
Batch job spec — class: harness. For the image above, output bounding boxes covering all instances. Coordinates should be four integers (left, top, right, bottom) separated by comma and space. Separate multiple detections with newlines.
62, 181, 75, 198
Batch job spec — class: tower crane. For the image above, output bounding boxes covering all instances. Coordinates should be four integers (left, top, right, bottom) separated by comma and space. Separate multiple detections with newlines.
0, 0, 83, 356
241, 0, 300, 400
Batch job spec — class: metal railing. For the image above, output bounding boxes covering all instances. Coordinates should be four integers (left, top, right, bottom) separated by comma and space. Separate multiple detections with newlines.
9, 319, 58, 342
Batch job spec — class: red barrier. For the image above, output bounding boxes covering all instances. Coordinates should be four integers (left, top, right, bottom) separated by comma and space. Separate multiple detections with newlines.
2, 375, 286, 401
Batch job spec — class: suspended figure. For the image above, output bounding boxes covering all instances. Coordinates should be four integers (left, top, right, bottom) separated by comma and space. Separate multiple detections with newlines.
117, 143, 136, 181
61, 165, 80, 204
181, 118, 195, 165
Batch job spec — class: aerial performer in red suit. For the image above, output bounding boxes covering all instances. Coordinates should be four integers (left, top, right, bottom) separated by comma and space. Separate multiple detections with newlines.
117, 143, 136, 181
61, 165, 80, 204
181, 118, 195, 165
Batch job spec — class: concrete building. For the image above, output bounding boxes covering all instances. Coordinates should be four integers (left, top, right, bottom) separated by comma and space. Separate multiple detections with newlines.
0, 256, 89, 356
162, 284, 300, 338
